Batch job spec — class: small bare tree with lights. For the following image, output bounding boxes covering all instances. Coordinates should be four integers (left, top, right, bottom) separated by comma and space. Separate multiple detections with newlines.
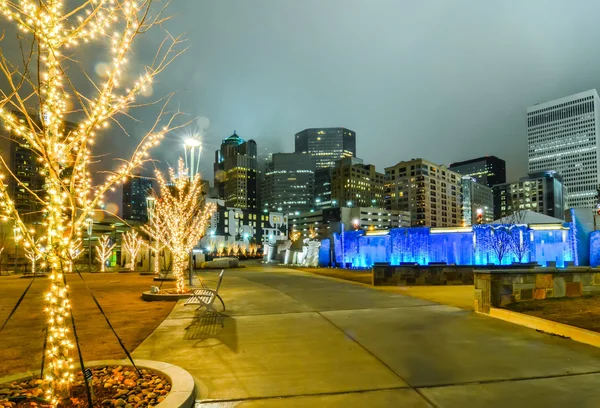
95, 235, 115, 272
122, 229, 143, 271
24, 236, 43, 275
142, 160, 215, 293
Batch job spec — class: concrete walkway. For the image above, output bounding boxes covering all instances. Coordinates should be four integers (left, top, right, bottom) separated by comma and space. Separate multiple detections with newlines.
133, 266, 600, 407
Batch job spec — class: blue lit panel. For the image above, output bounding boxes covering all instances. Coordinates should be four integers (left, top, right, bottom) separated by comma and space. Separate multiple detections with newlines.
332, 224, 576, 268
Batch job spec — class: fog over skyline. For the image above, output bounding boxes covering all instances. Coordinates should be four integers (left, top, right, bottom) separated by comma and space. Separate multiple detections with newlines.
144, 0, 600, 183
4, 0, 600, 188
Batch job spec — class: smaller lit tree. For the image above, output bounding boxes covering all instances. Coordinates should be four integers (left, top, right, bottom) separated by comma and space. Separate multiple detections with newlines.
24, 238, 43, 275
248, 243, 257, 257
290, 230, 301, 243
142, 160, 216, 293
122, 230, 143, 271
95, 235, 116, 272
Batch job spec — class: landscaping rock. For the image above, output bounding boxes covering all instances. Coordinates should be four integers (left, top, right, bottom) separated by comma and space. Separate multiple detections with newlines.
0, 365, 171, 408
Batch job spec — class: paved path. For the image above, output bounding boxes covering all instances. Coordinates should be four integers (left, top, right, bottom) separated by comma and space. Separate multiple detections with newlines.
133, 266, 600, 407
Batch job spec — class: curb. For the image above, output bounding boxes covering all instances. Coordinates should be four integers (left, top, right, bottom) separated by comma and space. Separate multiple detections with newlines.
0, 359, 195, 408
486, 307, 600, 348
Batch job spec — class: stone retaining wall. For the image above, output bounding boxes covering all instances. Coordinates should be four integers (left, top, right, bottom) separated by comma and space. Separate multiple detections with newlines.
372, 264, 475, 286
474, 267, 600, 313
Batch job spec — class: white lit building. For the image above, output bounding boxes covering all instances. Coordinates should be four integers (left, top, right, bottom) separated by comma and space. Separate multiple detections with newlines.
527, 89, 600, 208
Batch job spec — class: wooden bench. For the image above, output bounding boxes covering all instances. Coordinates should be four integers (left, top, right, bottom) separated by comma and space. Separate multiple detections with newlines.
184, 269, 226, 325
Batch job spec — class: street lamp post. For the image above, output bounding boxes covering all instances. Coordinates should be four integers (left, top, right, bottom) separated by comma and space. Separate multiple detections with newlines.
146, 196, 156, 272
86, 218, 94, 272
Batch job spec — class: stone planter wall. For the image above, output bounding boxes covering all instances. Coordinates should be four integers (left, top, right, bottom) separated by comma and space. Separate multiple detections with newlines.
372, 263, 475, 286
474, 267, 600, 313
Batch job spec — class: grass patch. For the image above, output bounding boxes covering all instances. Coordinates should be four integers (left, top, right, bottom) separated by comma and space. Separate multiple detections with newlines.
0, 273, 177, 376
506, 295, 600, 333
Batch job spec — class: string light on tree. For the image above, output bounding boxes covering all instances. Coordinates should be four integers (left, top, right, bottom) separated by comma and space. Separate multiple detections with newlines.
122, 229, 142, 271
142, 159, 215, 293
95, 235, 115, 272
0, 0, 185, 403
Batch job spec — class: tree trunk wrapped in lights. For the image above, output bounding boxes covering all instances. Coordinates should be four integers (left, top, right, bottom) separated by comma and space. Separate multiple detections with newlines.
142, 160, 215, 293
143, 216, 166, 275
95, 235, 115, 272
0, 0, 184, 402
122, 229, 143, 271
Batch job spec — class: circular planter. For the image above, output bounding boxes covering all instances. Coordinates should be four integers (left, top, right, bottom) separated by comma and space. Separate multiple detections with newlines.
142, 291, 191, 302
139, 272, 155, 276
0, 359, 195, 408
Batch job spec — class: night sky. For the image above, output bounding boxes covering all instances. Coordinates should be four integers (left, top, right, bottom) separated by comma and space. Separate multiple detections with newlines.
4, 0, 600, 193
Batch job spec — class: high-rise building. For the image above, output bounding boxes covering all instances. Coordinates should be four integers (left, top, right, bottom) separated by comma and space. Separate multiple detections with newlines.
314, 167, 333, 208
261, 153, 315, 214
214, 131, 258, 210
449, 156, 506, 188
385, 158, 461, 227
527, 89, 600, 208
492, 171, 566, 220
295, 127, 356, 169
122, 175, 153, 222
332, 157, 385, 208
460, 176, 493, 226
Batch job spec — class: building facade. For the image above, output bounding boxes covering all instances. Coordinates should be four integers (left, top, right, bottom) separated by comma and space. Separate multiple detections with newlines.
261, 153, 315, 214
204, 198, 287, 244
527, 89, 600, 208
214, 131, 258, 210
122, 175, 153, 222
294, 127, 356, 169
314, 167, 334, 208
385, 158, 462, 227
449, 156, 506, 188
492, 171, 566, 220
331, 157, 385, 209
460, 176, 493, 226
288, 206, 410, 240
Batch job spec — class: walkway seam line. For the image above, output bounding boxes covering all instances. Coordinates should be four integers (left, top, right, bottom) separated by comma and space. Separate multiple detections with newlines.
316, 311, 440, 408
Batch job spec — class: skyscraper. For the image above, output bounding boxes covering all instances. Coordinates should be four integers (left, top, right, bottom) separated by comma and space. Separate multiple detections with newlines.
294, 127, 356, 169
331, 157, 385, 208
314, 167, 333, 208
385, 159, 461, 227
122, 175, 153, 222
214, 131, 258, 210
492, 171, 566, 220
449, 156, 506, 188
261, 153, 315, 214
527, 89, 600, 208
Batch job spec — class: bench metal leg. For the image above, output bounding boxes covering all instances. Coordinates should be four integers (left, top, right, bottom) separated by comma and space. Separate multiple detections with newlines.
216, 294, 226, 311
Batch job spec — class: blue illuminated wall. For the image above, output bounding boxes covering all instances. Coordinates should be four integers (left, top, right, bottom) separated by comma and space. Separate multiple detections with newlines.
333, 224, 577, 268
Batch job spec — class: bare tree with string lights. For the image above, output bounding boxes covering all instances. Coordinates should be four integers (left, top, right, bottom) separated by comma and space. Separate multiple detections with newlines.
142, 159, 215, 293
95, 234, 115, 272
0, 0, 185, 402
122, 229, 143, 271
